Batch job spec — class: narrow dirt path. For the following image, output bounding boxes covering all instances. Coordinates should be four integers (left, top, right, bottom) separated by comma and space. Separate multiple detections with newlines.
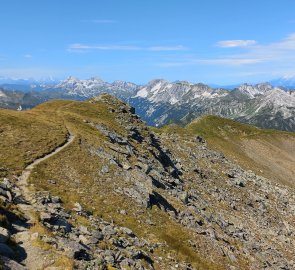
13, 132, 75, 269
18, 133, 75, 205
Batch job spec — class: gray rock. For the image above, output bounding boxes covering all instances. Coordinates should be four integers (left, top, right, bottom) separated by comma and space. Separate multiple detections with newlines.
61, 239, 90, 260
101, 165, 109, 174
122, 162, 132, 170
92, 231, 104, 241
119, 209, 127, 215
39, 211, 51, 221
0, 179, 13, 192
120, 227, 135, 237
0, 227, 10, 243
179, 191, 189, 204
104, 255, 115, 264
102, 225, 116, 236
78, 234, 91, 245
79, 225, 91, 235
48, 179, 56, 184
51, 196, 62, 203
72, 202, 82, 212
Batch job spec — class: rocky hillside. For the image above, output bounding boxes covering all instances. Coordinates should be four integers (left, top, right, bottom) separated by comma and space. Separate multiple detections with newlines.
0, 95, 295, 269
1, 77, 295, 132
182, 115, 295, 188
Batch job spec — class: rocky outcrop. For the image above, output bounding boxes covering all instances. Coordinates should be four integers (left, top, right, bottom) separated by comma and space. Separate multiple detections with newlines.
33, 191, 156, 269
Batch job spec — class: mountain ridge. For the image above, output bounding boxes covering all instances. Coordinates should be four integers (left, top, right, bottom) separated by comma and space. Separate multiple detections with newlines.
1, 77, 295, 132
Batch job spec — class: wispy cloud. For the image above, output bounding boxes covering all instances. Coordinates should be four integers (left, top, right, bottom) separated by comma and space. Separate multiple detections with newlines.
69, 44, 140, 51
196, 58, 263, 65
68, 43, 188, 52
23, 54, 32, 58
82, 19, 117, 24
158, 58, 263, 67
160, 33, 295, 67
216, 39, 257, 48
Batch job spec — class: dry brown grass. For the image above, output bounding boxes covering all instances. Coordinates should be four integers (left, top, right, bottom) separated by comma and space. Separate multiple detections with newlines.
158, 115, 295, 187
0, 105, 68, 178
2, 99, 273, 269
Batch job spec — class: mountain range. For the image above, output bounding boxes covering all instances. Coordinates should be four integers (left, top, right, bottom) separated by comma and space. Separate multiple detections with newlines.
1, 76, 295, 131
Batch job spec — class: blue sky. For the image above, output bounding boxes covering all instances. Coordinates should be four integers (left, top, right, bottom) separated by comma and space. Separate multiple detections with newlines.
1, 0, 295, 84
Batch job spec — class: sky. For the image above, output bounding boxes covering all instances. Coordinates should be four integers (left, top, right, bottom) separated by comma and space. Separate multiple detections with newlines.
1, 0, 295, 84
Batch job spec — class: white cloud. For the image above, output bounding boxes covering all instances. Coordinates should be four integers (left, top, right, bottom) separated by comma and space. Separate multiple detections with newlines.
158, 58, 262, 67
196, 58, 263, 65
216, 40, 257, 48
68, 44, 187, 52
160, 33, 295, 67
268, 32, 295, 50
23, 54, 32, 58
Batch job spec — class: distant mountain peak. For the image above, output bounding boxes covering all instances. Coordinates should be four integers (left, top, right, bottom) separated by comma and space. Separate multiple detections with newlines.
236, 83, 275, 98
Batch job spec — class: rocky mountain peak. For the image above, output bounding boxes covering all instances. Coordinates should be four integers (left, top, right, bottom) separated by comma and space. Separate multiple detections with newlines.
147, 78, 169, 86
111, 80, 139, 92
63, 76, 80, 84
174, 80, 192, 85
236, 83, 275, 98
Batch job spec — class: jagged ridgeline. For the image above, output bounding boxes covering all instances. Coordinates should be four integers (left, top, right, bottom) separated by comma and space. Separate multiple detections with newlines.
1, 78, 295, 132
0, 94, 295, 269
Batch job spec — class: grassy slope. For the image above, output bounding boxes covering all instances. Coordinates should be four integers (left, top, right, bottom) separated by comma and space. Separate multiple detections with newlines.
159, 115, 295, 187
2, 99, 294, 269
0, 101, 71, 266
0, 102, 69, 178
35, 100, 224, 269
0, 99, 223, 269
